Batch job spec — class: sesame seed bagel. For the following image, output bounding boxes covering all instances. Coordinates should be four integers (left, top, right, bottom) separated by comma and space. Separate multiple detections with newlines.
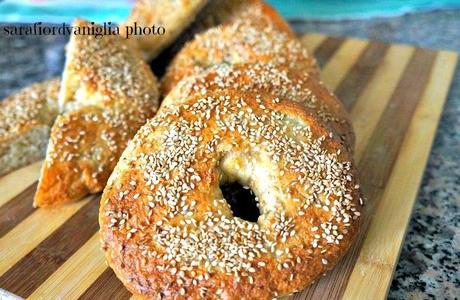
100, 89, 362, 299
205, 0, 295, 36
162, 62, 354, 152
0, 78, 60, 176
34, 19, 160, 207
121, 0, 209, 61
161, 15, 319, 96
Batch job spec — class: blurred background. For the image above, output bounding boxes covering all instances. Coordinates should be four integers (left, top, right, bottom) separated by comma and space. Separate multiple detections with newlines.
1, 0, 460, 23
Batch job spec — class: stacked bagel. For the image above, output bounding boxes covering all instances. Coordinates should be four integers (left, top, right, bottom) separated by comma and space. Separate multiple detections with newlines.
100, 1, 363, 299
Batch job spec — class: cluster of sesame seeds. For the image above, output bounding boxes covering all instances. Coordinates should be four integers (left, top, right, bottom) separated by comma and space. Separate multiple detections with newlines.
273, 213, 295, 244
174, 63, 326, 114
163, 14, 318, 94
44, 20, 159, 175
106, 209, 129, 231
155, 212, 267, 283
64, 20, 159, 112
46, 110, 124, 169
0, 78, 59, 138
164, 60, 356, 153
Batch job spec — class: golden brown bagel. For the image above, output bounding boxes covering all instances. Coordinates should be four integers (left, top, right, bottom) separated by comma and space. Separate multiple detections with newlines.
161, 15, 319, 96
0, 78, 60, 176
100, 89, 362, 299
197, 0, 295, 36
162, 62, 355, 151
140, 0, 295, 73
121, 0, 209, 61
34, 19, 160, 207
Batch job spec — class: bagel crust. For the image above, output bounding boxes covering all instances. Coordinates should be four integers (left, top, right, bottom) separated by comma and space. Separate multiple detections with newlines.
121, 0, 209, 60
161, 13, 319, 96
100, 90, 363, 299
162, 62, 355, 152
195, 0, 295, 36
0, 78, 60, 176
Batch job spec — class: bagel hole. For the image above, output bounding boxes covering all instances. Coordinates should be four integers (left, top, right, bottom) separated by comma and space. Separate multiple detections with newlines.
220, 181, 260, 222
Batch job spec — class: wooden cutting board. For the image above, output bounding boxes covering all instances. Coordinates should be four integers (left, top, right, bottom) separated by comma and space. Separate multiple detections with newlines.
0, 33, 457, 300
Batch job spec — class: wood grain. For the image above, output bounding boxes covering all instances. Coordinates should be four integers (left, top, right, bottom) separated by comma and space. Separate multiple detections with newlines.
0, 198, 89, 277
358, 48, 437, 188
300, 33, 328, 54
305, 47, 437, 300
334, 42, 389, 110
292, 36, 402, 300
0, 160, 42, 207
0, 182, 36, 237
315, 48, 440, 300
0, 33, 457, 300
29, 234, 107, 299
350, 44, 415, 161
313, 36, 344, 67
0, 198, 99, 297
342, 50, 458, 300
321, 38, 369, 90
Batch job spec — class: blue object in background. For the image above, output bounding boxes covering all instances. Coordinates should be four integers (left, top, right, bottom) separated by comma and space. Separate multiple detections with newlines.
0, 0, 132, 23
1, 0, 460, 23
266, 0, 460, 20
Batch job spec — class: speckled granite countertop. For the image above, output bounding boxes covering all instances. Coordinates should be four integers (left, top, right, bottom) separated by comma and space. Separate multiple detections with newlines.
1, 9, 459, 300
